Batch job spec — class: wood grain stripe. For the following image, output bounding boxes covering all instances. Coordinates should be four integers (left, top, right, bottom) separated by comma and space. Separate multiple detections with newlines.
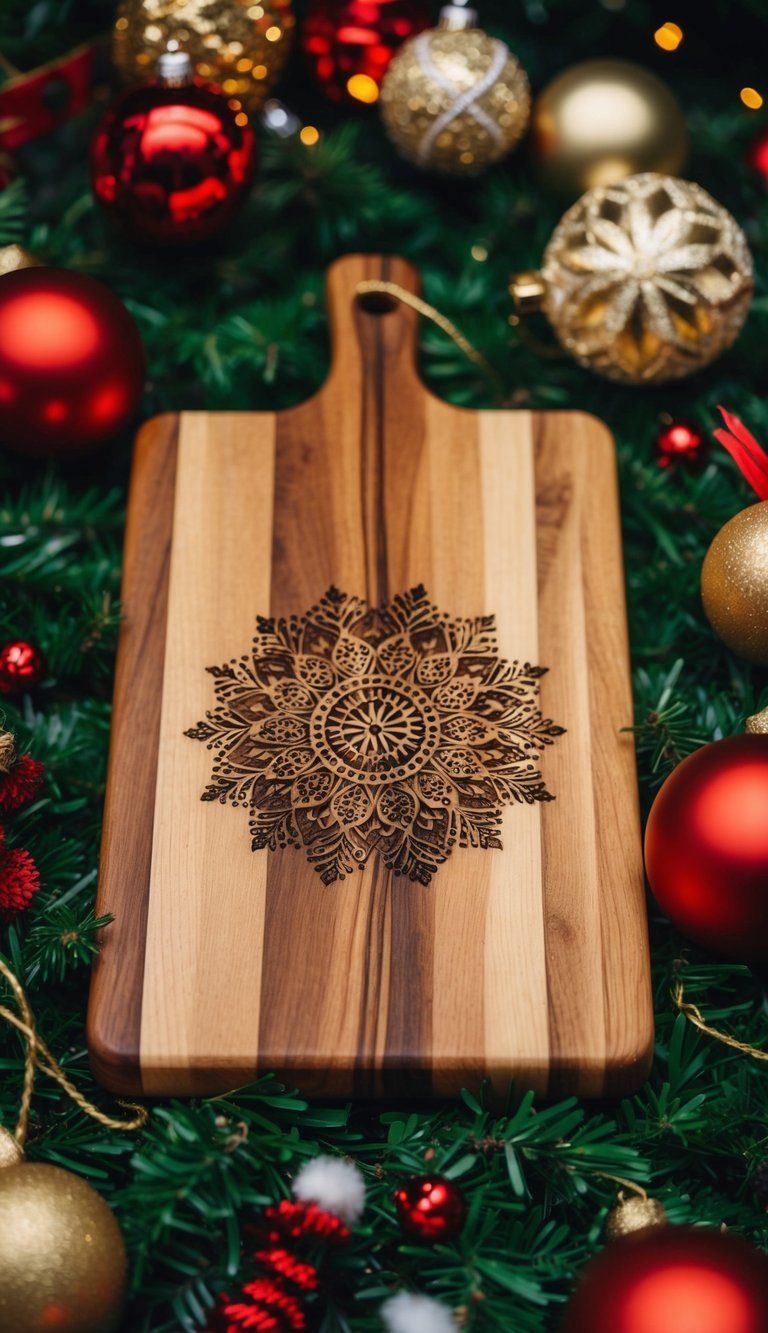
88, 415, 179, 1094
140, 413, 276, 1094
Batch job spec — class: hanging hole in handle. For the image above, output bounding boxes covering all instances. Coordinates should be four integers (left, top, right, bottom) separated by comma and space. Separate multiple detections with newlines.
356, 290, 399, 315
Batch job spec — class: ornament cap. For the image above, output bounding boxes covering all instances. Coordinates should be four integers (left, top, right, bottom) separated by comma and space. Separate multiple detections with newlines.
605, 1195, 668, 1241
438, 4, 479, 30
156, 48, 194, 87
509, 269, 546, 315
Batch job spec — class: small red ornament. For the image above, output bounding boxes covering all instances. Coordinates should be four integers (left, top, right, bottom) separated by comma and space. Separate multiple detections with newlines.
218, 1277, 307, 1332
394, 1175, 467, 1243
644, 734, 768, 960
655, 419, 706, 469
302, 0, 430, 105
560, 1224, 768, 1333
0, 266, 144, 457
0, 838, 41, 923
0, 641, 45, 693
263, 1198, 350, 1244
90, 51, 257, 246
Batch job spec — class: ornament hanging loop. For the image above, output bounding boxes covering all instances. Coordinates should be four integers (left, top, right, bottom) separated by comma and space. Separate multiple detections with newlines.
354, 279, 500, 387
0, 958, 147, 1154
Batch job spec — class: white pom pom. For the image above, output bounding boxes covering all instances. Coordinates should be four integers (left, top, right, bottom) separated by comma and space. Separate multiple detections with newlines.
381, 1292, 458, 1333
292, 1155, 366, 1225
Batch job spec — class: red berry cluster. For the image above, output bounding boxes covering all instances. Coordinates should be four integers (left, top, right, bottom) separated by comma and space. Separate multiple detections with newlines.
0, 737, 44, 924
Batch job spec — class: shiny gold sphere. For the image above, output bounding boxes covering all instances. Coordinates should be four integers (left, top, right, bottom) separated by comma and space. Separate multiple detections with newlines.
0, 1162, 126, 1332
701, 502, 768, 665
112, 0, 296, 113
380, 25, 530, 175
540, 172, 753, 384
532, 58, 688, 198
605, 1196, 668, 1241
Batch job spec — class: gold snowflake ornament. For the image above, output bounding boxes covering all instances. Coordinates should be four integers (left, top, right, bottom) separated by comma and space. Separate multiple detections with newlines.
541, 173, 754, 384
186, 586, 564, 886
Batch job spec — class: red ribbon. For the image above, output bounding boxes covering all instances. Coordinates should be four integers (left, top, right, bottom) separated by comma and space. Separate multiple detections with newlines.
0, 42, 98, 151
714, 407, 768, 501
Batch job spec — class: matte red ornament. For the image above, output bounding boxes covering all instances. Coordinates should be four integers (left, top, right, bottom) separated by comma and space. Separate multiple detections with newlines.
90, 71, 257, 245
394, 1175, 467, 1243
644, 735, 768, 959
560, 1224, 768, 1333
655, 420, 706, 469
302, 0, 430, 104
0, 641, 45, 692
0, 267, 144, 457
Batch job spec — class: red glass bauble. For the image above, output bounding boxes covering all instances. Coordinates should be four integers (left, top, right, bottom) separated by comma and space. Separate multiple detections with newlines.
394, 1175, 467, 1243
0, 641, 45, 693
644, 735, 768, 959
90, 78, 257, 245
655, 420, 707, 469
561, 1225, 768, 1333
302, 0, 430, 105
0, 267, 144, 456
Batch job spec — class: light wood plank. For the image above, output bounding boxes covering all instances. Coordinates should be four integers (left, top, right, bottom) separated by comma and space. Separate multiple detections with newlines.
140, 413, 276, 1093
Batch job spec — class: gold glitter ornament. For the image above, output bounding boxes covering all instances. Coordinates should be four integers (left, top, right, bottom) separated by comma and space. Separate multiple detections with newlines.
701, 501, 768, 666
112, 0, 296, 113
532, 59, 687, 198
379, 5, 530, 175
0, 1160, 126, 1333
510, 172, 753, 384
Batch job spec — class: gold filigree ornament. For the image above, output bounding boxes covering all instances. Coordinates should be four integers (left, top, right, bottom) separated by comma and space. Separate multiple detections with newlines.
186, 586, 564, 886
379, 5, 530, 175
510, 173, 754, 384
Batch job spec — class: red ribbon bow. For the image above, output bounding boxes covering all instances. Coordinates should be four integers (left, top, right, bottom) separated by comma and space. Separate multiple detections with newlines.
714, 407, 768, 501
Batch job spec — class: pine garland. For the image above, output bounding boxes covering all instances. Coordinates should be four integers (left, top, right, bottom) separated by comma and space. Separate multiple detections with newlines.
1, 2, 767, 1330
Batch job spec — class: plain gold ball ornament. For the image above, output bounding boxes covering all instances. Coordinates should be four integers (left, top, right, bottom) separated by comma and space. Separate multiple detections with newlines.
112, 0, 296, 113
511, 172, 753, 384
701, 502, 768, 665
0, 1128, 126, 1333
532, 58, 688, 197
379, 4, 530, 175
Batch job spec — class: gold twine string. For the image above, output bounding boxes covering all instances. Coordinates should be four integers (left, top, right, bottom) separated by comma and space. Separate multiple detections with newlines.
354, 279, 499, 385
672, 982, 768, 1062
0, 959, 147, 1149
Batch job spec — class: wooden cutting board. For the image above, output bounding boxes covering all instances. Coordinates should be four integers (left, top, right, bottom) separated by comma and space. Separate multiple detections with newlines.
87, 254, 653, 1102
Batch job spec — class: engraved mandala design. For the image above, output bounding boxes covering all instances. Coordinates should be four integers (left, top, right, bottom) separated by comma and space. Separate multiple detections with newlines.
186, 586, 564, 885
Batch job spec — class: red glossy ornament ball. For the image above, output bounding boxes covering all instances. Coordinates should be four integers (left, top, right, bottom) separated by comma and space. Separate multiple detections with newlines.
0, 266, 144, 457
394, 1175, 467, 1243
655, 420, 706, 469
0, 641, 45, 693
302, 0, 430, 105
561, 1225, 768, 1333
90, 55, 256, 245
644, 735, 768, 959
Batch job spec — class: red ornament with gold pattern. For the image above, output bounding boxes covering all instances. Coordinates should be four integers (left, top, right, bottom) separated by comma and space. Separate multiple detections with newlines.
90, 50, 257, 245
0, 255, 144, 457
302, 0, 430, 105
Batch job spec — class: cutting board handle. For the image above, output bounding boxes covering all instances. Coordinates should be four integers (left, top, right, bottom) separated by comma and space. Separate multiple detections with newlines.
324, 253, 423, 395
